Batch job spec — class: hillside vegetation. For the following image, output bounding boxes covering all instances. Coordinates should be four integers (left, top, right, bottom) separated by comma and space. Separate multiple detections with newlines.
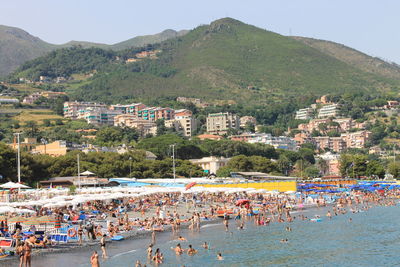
292, 36, 400, 80
0, 25, 186, 77
8, 18, 400, 106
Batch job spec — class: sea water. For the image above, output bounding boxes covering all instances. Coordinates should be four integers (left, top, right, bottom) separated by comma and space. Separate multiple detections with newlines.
30, 205, 400, 267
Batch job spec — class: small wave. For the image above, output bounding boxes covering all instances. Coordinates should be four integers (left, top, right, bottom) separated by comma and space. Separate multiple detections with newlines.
112, 249, 137, 258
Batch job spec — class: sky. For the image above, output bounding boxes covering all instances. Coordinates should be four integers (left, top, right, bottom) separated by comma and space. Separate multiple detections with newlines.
1, 0, 399, 63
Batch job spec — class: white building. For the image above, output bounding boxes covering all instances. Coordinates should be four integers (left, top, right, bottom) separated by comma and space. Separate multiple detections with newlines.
78, 107, 122, 126
318, 104, 340, 118
64, 101, 108, 119
247, 133, 297, 151
295, 108, 314, 120
189, 156, 230, 175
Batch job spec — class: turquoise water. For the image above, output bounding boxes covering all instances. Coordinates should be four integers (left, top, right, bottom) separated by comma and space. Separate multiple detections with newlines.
31, 205, 400, 267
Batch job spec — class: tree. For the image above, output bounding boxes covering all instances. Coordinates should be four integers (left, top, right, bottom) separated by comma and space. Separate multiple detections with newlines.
244, 121, 255, 133
25, 121, 39, 138
216, 166, 233, 177
339, 154, 368, 178
42, 119, 52, 127
304, 166, 320, 178
156, 119, 167, 136
387, 161, 400, 178
227, 155, 253, 171
366, 160, 385, 178
317, 159, 329, 176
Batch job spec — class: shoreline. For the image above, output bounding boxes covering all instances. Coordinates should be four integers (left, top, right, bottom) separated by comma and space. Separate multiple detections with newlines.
0, 215, 223, 263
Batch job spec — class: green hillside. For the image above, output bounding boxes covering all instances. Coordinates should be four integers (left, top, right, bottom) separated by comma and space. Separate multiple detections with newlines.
8, 18, 400, 106
74, 18, 400, 104
0, 25, 56, 77
292, 36, 400, 80
0, 25, 186, 77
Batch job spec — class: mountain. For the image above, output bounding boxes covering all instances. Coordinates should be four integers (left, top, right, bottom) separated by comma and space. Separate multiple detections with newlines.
292, 36, 400, 80
110, 29, 189, 50
0, 25, 56, 77
9, 18, 400, 105
0, 26, 187, 77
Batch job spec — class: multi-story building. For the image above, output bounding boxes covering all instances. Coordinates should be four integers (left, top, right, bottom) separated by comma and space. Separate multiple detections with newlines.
240, 116, 257, 128
341, 130, 371, 149
165, 117, 197, 137
206, 112, 240, 135
246, 134, 298, 151
137, 107, 175, 121
230, 133, 297, 151
174, 109, 193, 119
22, 92, 42, 104
110, 103, 147, 115
77, 107, 122, 126
63, 101, 108, 119
295, 108, 314, 120
318, 104, 341, 118
114, 114, 157, 137
294, 132, 315, 146
31, 140, 70, 156
313, 136, 346, 152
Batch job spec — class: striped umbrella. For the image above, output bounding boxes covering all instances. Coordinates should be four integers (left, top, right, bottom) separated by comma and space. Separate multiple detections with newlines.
37, 216, 57, 223
8, 216, 28, 223
23, 217, 41, 225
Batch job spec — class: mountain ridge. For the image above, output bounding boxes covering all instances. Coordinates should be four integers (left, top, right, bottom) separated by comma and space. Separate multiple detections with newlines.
0, 25, 187, 77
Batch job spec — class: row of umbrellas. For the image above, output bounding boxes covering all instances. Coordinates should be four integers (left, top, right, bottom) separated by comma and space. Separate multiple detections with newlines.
0, 182, 30, 189
0, 215, 56, 223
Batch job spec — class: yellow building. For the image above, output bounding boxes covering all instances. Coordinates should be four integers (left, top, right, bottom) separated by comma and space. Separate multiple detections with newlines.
31, 140, 69, 156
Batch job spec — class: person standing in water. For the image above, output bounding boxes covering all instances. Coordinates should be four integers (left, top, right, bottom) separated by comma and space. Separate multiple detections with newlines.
147, 244, 153, 259
100, 234, 107, 259
223, 213, 229, 232
91, 251, 100, 267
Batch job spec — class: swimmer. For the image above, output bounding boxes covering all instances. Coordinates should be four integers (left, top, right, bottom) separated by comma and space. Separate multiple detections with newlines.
238, 222, 244, 230
280, 239, 288, 243
349, 218, 352, 222
178, 236, 187, 241
174, 243, 184, 255
187, 244, 197, 255
217, 252, 224, 260
326, 211, 332, 219
90, 251, 100, 267
135, 260, 142, 267
285, 226, 292, 232
202, 242, 209, 249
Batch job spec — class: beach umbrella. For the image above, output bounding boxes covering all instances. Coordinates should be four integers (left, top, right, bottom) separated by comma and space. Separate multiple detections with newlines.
80, 170, 95, 176
185, 182, 197, 190
0, 182, 30, 189
8, 216, 28, 223
0, 206, 16, 213
38, 216, 57, 223
0, 215, 7, 221
23, 217, 41, 225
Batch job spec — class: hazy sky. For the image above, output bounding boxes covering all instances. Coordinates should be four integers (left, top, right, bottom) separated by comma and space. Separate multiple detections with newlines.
1, 0, 399, 63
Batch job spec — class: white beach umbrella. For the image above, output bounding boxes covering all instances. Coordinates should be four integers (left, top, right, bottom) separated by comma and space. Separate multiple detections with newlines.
0, 181, 30, 189
0, 206, 16, 213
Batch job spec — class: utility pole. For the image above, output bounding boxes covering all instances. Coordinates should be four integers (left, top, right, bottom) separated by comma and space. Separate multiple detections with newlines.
129, 157, 132, 178
170, 144, 176, 182
14, 133, 21, 193
77, 154, 81, 190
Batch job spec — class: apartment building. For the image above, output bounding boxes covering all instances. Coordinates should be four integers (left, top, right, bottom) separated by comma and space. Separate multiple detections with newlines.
63, 101, 108, 119
165, 117, 197, 137
77, 107, 122, 126
31, 140, 70, 156
110, 103, 146, 115
206, 112, 240, 135
314, 136, 346, 153
137, 107, 175, 121
246, 134, 297, 151
295, 108, 314, 120
174, 109, 193, 119
114, 114, 156, 137
341, 130, 371, 149
318, 104, 341, 118
22, 92, 42, 104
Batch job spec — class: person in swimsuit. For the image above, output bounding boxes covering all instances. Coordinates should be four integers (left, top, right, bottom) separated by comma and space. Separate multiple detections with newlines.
174, 243, 184, 255
100, 234, 107, 259
24, 239, 33, 267
187, 244, 197, 256
217, 253, 224, 260
202, 242, 209, 249
147, 244, 153, 259
78, 225, 84, 245
16, 242, 25, 267
91, 251, 100, 267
